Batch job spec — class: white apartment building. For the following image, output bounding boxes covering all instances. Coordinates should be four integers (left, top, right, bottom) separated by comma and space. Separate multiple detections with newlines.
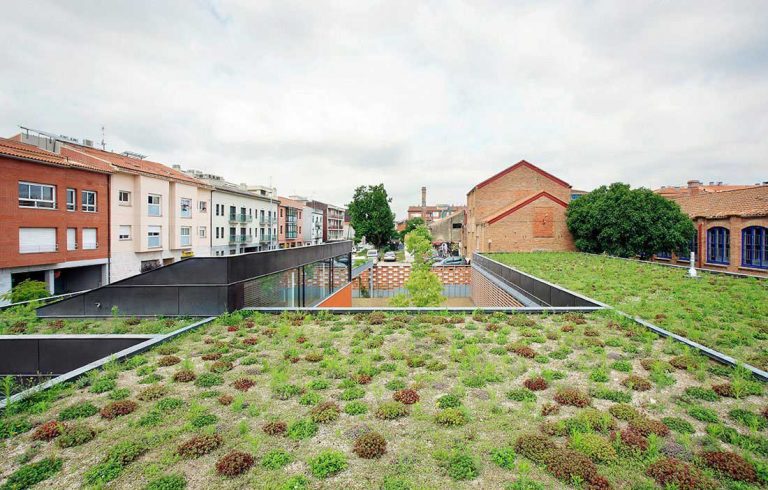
182, 170, 279, 255
62, 145, 212, 281
327, 204, 345, 241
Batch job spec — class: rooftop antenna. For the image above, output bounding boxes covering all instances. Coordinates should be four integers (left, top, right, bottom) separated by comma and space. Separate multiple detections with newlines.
100, 125, 106, 150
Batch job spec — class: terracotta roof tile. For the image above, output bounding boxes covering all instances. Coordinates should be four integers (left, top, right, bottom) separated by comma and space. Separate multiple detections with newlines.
674, 186, 768, 219
470, 160, 571, 194
0, 137, 112, 174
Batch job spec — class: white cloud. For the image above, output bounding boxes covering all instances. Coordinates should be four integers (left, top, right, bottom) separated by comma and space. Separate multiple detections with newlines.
1, 0, 766, 218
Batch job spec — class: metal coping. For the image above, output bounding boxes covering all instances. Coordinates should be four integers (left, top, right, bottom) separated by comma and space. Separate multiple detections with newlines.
0, 334, 159, 340
580, 252, 767, 280
351, 260, 374, 278
482, 253, 767, 382
0, 316, 217, 411
246, 306, 604, 314
0, 290, 90, 311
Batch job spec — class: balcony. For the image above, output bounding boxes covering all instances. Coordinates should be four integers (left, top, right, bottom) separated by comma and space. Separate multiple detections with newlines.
229, 214, 253, 223
259, 218, 276, 226
229, 235, 253, 244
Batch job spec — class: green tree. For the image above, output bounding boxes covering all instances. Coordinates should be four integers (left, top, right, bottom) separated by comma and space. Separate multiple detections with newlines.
566, 183, 695, 258
347, 184, 397, 248
391, 225, 444, 307
1, 279, 50, 304
399, 217, 425, 240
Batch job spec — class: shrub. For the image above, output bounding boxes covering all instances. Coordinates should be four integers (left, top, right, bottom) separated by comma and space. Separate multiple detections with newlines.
309, 450, 348, 478
107, 439, 148, 466
261, 449, 293, 470
701, 451, 757, 482
523, 377, 548, 391
145, 473, 187, 490
353, 431, 387, 458
209, 361, 233, 373
712, 383, 736, 398
510, 345, 536, 358
190, 413, 218, 428
507, 388, 536, 402
57, 423, 96, 448
554, 388, 590, 407
201, 352, 222, 361
375, 402, 409, 420
344, 401, 368, 415
545, 448, 604, 486
232, 378, 256, 392
611, 360, 632, 372
287, 418, 318, 440
435, 407, 469, 427
194, 373, 223, 388
1, 457, 62, 489
216, 451, 254, 477
173, 369, 196, 382
100, 400, 138, 419
688, 406, 719, 423
729, 408, 767, 430
272, 383, 302, 400
573, 409, 616, 433
541, 403, 560, 416
90, 377, 117, 394
568, 432, 617, 463
662, 417, 695, 434
446, 453, 479, 481
490, 446, 516, 469
308, 379, 330, 390
609, 403, 639, 421
299, 391, 321, 406
514, 433, 557, 464
628, 417, 670, 437
83, 460, 123, 486
158, 355, 181, 367
109, 387, 131, 400
177, 434, 223, 458
59, 401, 98, 420
393, 389, 420, 405
621, 375, 652, 391
437, 394, 462, 409
683, 386, 719, 401
614, 428, 649, 452
31, 420, 61, 441
262, 421, 287, 436
137, 385, 167, 401
646, 457, 715, 490
311, 402, 341, 423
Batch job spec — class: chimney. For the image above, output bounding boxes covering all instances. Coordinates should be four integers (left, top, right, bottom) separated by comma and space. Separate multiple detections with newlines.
421, 186, 427, 207
687, 180, 702, 196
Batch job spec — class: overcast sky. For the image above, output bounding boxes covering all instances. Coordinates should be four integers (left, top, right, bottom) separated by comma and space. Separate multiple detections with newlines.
1, 1, 767, 218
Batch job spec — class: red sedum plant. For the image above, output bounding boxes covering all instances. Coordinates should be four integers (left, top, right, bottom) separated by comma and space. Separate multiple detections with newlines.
177, 434, 224, 458
554, 388, 590, 407
393, 389, 420, 405
32, 421, 61, 441
100, 400, 138, 419
646, 457, 716, 490
216, 451, 254, 477
353, 431, 387, 458
701, 451, 757, 483
262, 421, 287, 436
523, 377, 548, 391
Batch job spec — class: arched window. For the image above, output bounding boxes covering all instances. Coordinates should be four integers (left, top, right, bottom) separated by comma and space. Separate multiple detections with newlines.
742, 226, 768, 269
678, 229, 698, 262
707, 227, 730, 264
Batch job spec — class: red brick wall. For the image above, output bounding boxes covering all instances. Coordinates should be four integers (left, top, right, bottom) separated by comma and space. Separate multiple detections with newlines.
470, 268, 522, 307
0, 156, 109, 268
352, 264, 471, 290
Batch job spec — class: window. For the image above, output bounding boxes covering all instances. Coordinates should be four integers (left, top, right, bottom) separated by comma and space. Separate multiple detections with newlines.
148, 194, 161, 216
180, 198, 192, 218
742, 226, 767, 269
656, 251, 671, 259
198, 201, 207, 213
81, 191, 97, 212
118, 191, 131, 205
83, 228, 97, 249
18, 182, 56, 209
19, 228, 56, 253
199, 226, 207, 238
148, 226, 161, 248
119, 225, 131, 240
678, 230, 697, 262
67, 228, 77, 250
180, 226, 191, 246
707, 227, 730, 264
66, 188, 76, 211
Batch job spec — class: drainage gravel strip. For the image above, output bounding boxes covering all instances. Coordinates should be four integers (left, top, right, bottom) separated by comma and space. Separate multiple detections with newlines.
0, 316, 217, 411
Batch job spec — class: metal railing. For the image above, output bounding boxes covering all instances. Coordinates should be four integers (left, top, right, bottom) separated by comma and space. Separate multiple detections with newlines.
229, 214, 253, 223
229, 235, 253, 244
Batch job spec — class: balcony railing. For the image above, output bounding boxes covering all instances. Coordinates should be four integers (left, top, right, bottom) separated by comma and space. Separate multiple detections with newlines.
259, 218, 276, 225
229, 235, 253, 244
229, 214, 253, 223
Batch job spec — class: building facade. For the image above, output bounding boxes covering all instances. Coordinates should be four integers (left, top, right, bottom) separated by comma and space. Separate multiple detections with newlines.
0, 136, 111, 304
655, 186, 768, 276
327, 204, 345, 241
655, 180, 764, 199
407, 186, 466, 224
60, 141, 212, 282
278, 197, 305, 248
463, 160, 575, 257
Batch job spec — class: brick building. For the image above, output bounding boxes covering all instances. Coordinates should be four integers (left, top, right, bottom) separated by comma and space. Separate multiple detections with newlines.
655, 179, 764, 199
463, 160, 575, 257
655, 185, 768, 275
406, 186, 466, 224
0, 137, 112, 303
278, 196, 304, 248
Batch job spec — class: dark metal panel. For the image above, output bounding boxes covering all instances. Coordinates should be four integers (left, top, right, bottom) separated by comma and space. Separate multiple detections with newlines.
115, 258, 229, 286
532, 281, 551, 306
83, 287, 180, 316
550, 288, 574, 307
179, 286, 228, 316
0, 339, 38, 375
38, 338, 147, 374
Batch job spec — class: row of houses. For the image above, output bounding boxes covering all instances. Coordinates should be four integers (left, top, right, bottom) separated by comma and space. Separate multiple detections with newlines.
416, 160, 766, 276
0, 128, 350, 303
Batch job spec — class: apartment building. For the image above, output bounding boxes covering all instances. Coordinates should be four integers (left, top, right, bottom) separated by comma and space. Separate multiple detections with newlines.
182, 170, 278, 255
278, 197, 304, 248
59, 140, 212, 281
654, 185, 768, 275
247, 184, 279, 251
463, 160, 575, 257
311, 207, 324, 244
327, 204, 345, 241
0, 136, 111, 304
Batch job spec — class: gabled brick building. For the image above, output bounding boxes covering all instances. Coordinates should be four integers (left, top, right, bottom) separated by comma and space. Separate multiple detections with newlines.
463, 160, 575, 257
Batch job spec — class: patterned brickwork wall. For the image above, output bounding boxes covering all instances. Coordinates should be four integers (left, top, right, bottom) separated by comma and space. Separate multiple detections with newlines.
470, 268, 522, 307
352, 264, 471, 290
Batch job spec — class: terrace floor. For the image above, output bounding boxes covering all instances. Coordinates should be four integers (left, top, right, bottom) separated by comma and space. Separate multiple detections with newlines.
1, 311, 766, 489
352, 297, 475, 307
